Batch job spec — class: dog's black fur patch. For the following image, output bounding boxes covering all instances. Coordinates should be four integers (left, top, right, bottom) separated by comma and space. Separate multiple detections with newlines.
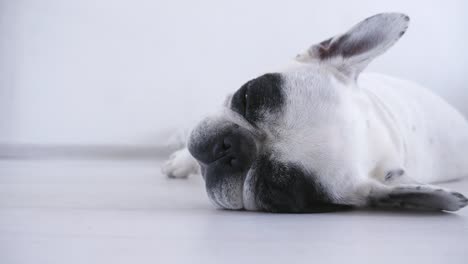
231, 73, 284, 123
252, 155, 351, 213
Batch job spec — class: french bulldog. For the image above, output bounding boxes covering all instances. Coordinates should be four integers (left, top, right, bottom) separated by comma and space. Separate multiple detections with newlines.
162, 13, 468, 213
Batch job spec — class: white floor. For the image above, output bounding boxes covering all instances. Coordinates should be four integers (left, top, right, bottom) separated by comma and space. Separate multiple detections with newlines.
1, 160, 468, 264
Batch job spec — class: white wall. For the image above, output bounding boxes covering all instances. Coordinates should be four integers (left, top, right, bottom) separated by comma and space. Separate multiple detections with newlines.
1, 0, 467, 146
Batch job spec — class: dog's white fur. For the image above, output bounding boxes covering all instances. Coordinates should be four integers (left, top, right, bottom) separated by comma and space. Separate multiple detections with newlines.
162, 13, 468, 211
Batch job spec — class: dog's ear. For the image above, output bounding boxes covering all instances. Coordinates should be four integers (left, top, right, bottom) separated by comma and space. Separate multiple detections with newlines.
367, 184, 468, 211
295, 13, 409, 79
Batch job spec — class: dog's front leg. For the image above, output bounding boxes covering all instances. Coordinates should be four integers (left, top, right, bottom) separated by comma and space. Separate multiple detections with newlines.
361, 180, 468, 211
161, 148, 200, 178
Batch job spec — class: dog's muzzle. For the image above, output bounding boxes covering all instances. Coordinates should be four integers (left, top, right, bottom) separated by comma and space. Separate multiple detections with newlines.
188, 119, 258, 209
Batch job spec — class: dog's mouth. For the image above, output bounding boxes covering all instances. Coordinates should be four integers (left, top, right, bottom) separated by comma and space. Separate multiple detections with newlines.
202, 167, 246, 210
200, 163, 249, 210
200, 161, 258, 211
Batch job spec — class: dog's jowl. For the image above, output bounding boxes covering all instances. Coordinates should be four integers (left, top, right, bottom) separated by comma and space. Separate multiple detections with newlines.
162, 13, 468, 213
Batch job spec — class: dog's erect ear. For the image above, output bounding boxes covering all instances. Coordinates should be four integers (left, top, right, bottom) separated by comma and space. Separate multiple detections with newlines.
295, 13, 409, 79
367, 184, 468, 211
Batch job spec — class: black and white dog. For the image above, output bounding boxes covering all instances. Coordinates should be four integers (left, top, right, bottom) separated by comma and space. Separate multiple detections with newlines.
162, 13, 468, 213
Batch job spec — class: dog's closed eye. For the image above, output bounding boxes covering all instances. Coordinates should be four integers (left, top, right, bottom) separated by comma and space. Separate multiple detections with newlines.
230, 73, 284, 123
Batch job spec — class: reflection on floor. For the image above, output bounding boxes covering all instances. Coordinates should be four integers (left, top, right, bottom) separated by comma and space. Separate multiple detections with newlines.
1, 160, 468, 264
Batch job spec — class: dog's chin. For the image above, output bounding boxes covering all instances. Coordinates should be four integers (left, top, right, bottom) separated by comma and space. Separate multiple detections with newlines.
202, 168, 248, 210
207, 192, 244, 210
205, 183, 245, 210
203, 168, 260, 212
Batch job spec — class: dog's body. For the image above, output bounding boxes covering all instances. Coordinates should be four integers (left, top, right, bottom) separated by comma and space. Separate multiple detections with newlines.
350, 72, 468, 184
162, 13, 468, 212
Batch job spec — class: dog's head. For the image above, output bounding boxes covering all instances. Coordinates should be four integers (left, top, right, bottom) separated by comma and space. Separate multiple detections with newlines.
188, 13, 457, 213
189, 67, 360, 212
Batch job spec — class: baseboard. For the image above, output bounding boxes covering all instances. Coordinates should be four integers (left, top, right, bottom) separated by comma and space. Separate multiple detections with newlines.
0, 143, 178, 160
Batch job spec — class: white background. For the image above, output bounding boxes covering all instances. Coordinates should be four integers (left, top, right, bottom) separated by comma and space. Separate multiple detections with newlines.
1, 0, 467, 146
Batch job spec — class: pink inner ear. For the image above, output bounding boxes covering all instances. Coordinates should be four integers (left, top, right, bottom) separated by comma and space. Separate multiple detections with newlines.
298, 13, 410, 79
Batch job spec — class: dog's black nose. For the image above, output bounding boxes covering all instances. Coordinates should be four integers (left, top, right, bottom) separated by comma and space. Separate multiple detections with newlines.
188, 123, 257, 173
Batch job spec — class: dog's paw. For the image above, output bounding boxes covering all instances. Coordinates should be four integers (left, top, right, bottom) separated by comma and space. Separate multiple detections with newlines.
374, 185, 468, 211
161, 148, 199, 179
446, 190, 468, 211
